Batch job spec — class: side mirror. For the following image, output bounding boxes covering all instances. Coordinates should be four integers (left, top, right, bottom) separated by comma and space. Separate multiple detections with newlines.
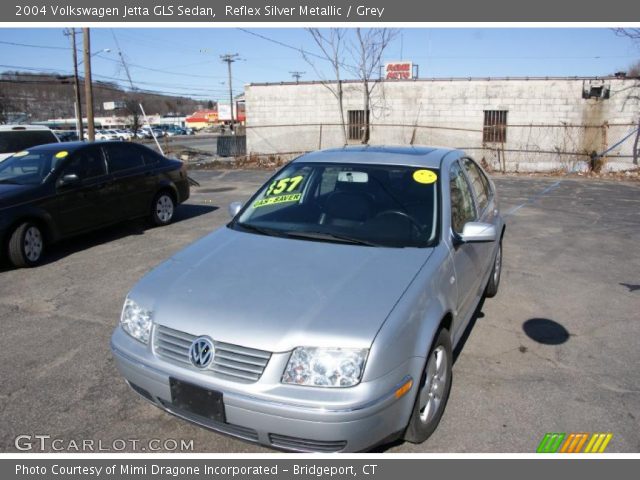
459, 222, 497, 243
228, 201, 243, 219
57, 173, 80, 188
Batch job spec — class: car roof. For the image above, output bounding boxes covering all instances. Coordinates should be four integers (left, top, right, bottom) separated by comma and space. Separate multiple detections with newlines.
0, 124, 55, 132
295, 145, 462, 169
16, 140, 131, 153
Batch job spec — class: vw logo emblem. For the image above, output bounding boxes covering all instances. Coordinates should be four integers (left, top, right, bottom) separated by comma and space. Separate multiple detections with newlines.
189, 337, 215, 369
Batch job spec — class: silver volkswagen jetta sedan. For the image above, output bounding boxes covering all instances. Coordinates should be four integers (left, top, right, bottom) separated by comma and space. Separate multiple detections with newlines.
111, 146, 504, 452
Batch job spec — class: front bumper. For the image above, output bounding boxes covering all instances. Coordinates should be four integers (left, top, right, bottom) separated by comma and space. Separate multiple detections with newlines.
110, 327, 422, 452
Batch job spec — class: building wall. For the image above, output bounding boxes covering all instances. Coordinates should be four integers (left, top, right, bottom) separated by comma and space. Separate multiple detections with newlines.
245, 78, 640, 171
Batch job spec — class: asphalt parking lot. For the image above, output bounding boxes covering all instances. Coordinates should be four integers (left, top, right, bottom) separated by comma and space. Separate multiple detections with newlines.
1, 171, 639, 453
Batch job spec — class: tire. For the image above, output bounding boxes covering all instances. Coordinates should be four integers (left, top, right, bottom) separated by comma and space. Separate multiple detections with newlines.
8, 222, 45, 268
404, 328, 453, 444
485, 240, 502, 298
150, 191, 176, 226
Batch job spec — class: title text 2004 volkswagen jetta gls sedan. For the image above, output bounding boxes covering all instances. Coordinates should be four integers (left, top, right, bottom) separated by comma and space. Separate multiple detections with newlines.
111, 146, 504, 452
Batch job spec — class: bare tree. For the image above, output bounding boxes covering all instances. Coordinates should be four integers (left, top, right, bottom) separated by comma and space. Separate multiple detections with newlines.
0, 87, 10, 124
347, 28, 399, 143
614, 28, 640, 43
125, 99, 141, 135
303, 29, 348, 144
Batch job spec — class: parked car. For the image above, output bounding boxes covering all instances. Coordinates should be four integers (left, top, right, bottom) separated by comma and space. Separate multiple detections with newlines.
135, 130, 152, 139
95, 130, 119, 141
0, 141, 190, 267
114, 129, 134, 141
0, 125, 59, 163
110, 146, 504, 452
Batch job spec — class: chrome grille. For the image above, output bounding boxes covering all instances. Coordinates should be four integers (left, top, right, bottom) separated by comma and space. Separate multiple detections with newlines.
154, 325, 271, 383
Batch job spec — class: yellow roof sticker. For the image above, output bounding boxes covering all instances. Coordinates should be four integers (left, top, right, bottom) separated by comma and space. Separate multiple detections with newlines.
55, 151, 69, 159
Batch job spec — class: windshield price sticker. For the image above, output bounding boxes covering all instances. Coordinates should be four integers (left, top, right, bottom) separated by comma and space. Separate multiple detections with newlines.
254, 193, 302, 208
266, 175, 304, 196
13, 151, 29, 157
413, 169, 438, 184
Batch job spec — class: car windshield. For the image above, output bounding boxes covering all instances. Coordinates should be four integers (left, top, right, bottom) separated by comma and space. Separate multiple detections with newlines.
0, 149, 63, 185
232, 162, 439, 248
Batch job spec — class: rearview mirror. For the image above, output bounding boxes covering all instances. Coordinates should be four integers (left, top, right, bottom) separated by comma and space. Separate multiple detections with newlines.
459, 222, 497, 243
57, 173, 80, 188
228, 201, 243, 219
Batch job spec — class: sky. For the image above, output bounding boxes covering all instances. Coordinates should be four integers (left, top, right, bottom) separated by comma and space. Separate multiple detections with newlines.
0, 28, 638, 102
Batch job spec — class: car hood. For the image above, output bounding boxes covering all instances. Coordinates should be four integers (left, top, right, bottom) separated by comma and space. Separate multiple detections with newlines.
131, 227, 433, 353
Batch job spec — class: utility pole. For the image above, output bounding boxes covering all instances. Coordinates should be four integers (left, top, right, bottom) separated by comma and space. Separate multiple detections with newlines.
83, 28, 95, 141
64, 28, 83, 141
220, 53, 239, 130
289, 71, 305, 84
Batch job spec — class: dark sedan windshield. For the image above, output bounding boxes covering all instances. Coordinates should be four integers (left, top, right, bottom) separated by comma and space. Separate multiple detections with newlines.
233, 162, 439, 248
0, 149, 64, 185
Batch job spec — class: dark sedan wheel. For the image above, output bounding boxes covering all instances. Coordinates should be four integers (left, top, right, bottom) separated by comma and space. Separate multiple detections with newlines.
404, 328, 452, 444
8, 222, 45, 268
485, 241, 502, 298
150, 192, 175, 226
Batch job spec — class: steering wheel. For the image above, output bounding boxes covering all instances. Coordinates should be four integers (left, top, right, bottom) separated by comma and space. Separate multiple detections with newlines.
373, 210, 424, 236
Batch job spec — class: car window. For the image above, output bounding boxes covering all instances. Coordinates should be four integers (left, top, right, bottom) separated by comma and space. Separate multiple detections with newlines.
60, 147, 107, 180
461, 158, 490, 212
104, 143, 144, 173
450, 161, 476, 234
135, 144, 163, 166
0, 130, 58, 154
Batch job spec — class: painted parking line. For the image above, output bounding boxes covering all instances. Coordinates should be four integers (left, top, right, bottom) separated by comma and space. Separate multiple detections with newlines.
505, 180, 562, 217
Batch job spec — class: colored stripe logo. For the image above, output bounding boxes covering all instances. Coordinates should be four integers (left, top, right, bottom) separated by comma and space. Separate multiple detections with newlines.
537, 433, 613, 453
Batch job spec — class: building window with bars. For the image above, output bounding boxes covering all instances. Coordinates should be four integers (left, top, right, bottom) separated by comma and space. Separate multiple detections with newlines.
483, 110, 508, 143
348, 110, 370, 141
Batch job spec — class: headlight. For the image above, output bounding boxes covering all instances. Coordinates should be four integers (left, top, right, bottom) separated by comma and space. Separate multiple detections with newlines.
282, 347, 368, 387
120, 298, 153, 344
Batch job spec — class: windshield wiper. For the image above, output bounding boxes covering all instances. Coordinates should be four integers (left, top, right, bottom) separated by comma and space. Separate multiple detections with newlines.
234, 222, 288, 238
283, 230, 383, 247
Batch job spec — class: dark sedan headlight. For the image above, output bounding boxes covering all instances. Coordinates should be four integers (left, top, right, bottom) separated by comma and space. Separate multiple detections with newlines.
120, 298, 153, 344
282, 347, 368, 387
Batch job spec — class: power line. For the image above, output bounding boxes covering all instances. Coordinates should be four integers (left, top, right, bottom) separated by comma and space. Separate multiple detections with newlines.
236, 28, 355, 70
0, 63, 228, 97
110, 29, 135, 91
0, 71, 218, 99
0, 38, 233, 82
237, 29, 325, 62
0, 40, 70, 50
0, 77, 217, 100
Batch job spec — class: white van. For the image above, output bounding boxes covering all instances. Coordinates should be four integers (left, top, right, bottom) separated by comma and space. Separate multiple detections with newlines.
0, 125, 60, 162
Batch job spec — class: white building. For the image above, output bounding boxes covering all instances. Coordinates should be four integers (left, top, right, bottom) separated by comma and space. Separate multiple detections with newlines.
245, 76, 640, 172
